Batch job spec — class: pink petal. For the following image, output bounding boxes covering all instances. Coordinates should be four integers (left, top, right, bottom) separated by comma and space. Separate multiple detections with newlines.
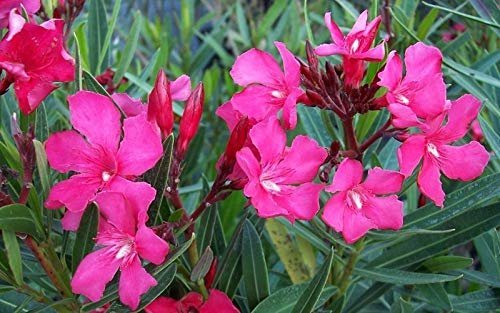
417, 155, 445, 207
231, 85, 279, 122
61, 210, 84, 231
116, 113, 163, 176
45, 130, 92, 173
388, 103, 422, 129
274, 183, 323, 221
14, 79, 56, 114
278, 135, 327, 184
404, 42, 442, 82
216, 101, 243, 132
351, 42, 385, 61
407, 73, 446, 118
397, 135, 425, 177
200, 289, 239, 313
349, 10, 368, 36
342, 208, 376, 244
69, 91, 121, 153
281, 88, 303, 129
249, 117, 286, 165
361, 167, 404, 195
111, 93, 145, 117
135, 225, 169, 265
230, 48, 284, 88
363, 195, 403, 230
250, 185, 289, 219
378, 51, 402, 91
314, 43, 347, 56
322, 192, 347, 233
170, 74, 191, 101
144, 297, 178, 313
324, 12, 345, 46
119, 256, 157, 310
6, 11, 25, 39
71, 247, 121, 302
95, 192, 136, 235
107, 177, 156, 224
436, 94, 481, 143
438, 142, 489, 181
236, 147, 261, 182
45, 174, 100, 212
274, 41, 300, 88
326, 158, 363, 193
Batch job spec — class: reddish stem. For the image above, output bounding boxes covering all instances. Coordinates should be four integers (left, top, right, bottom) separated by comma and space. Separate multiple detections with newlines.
359, 119, 392, 153
342, 117, 359, 157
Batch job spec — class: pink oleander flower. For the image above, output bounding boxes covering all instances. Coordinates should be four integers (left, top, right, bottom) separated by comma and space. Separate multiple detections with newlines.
111, 93, 145, 117
236, 117, 327, 222
322, 158, 404, 244
145, 289, 239, 313
397, 94, 490, 207
0, 0, 40, 28
0, 11, 74, 114
147, 70, 191, 137
378, 42, 446, 124
229, 41, 303, 129
71, 190, 169, 310
315, 10, 384, 87
44, 91, 163, 230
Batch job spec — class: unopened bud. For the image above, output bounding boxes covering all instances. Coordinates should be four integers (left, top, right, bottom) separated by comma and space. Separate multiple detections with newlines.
177, 83, 204, 159
148, 69, 173, 137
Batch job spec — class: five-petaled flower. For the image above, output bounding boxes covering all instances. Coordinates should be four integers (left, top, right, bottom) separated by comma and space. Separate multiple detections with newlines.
322, 158, 405, 244
44, 91, 163, 230
71, 190, 169, 310
236, 117, 327, 222
377, 42, 446, 126
315, 10, 384, 87
145, 289, 239, 313
397, 94, 489, 207
0, 11, 74, 114
230, 41, 303, 129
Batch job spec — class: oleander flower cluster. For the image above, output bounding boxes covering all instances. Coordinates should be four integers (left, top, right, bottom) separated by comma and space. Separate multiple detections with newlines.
0, 1, 491, 311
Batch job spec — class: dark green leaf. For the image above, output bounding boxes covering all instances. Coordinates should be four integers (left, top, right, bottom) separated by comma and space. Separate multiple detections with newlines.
190, 247, 213, 282
453, 269, 500, 287
87, 0, 108, 73
292, 248, 334, 313
354, 267, 461, 284
422, 256, 473, 272
0, 204, 42, 240
3, 231, 23, 285
418, 284, 452, 310
450, 289, 500, 312
113, 11, 142, 84
390, 297, 413, 313
242, 220, 269, 309
72, 204, 98, 272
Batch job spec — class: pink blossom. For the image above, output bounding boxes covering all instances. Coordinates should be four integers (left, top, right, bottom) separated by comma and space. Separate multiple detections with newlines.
315, 10, 384, 87
0, 0, 40, 28
0, 11, 74, 114
236, 117, 327, 222
111, 93, 146, 117
397, 95, 490, 207
229, 41, 303, 129
322, 159, 404, 244
145, 289, 239, 313
216, 101, 244, 132
44, 91, 163, 230
378, 43, 446, 123
71, 190, 169, 310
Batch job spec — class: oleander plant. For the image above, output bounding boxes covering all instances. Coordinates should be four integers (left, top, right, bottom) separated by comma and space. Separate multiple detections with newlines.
0, 0, 498, 312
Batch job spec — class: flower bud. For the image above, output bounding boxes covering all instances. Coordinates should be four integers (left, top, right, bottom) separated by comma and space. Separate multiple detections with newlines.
204, 257, 218, 289
219, 118, 251, 172
148, 69, 173, 137
177, 83, 204, 158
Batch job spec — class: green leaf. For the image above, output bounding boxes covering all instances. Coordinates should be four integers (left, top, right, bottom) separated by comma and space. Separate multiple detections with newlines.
390, 297, 413, 313
73, 34, 83, 91
0, 204, 42, 240
299, 106, 331, 147
453, 269, 500, 287
422, 1, 500, 29
242, 220, 269, 309
190, 247, 213, 282
143, 135, 174, 223
96, 0, 121, 72
197, 204, 219, 254
418, 284, 452, 310
354, 267, 461, 284
417, 8, 439, 39
72, 204, 98, 272
82, 70, 111, 96
450, 289, 500, 312
291, 248, 334, 313
235, 1, 251, 44
32, 140, 50, 198
474, 229, 500, 276
256, 0, 289, 41
87, 0, 108, 74
3, 231, 23, 285
113, 11, 142, 84
422, 256, 473, 272
252, 284, 337, 313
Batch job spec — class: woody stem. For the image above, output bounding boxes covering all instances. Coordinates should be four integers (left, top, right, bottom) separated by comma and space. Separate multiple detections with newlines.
342, 117, 360, 158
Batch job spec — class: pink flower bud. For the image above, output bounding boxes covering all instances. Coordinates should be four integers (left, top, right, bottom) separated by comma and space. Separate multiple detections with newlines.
219, 117, 251, 173
147, 69, 173, 137
177, 83, 204, 158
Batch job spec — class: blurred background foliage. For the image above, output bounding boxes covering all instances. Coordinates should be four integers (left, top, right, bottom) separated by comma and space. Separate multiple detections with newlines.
0, 0, 498, 311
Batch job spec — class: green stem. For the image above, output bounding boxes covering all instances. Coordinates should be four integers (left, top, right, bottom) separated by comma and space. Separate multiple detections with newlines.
334, 239, 365, 299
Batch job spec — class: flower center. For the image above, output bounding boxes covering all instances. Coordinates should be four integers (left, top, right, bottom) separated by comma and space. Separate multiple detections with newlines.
271, 90, 286, 99
101, 171, 112, 182
347, 190, 363, 210
427, 143, 440, 158
261, 180, 281, 193
350, 39, 360, 53
396, 94, 410, 105
115, 242, 133, 259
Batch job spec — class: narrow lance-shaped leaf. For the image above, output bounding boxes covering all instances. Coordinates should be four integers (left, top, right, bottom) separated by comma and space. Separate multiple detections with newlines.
3, 230, 23, 285
354, 267, 462, 285
72, 204, 99, 272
